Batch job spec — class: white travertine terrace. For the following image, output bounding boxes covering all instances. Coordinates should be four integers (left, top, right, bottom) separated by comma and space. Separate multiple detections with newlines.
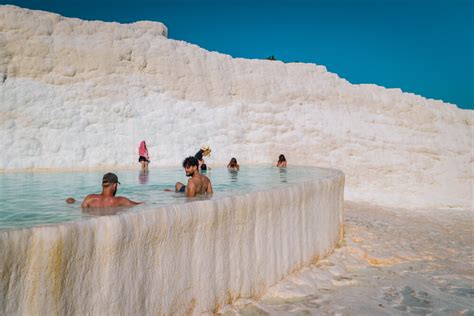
0, 5, 472, 209
0, 170, 344, 315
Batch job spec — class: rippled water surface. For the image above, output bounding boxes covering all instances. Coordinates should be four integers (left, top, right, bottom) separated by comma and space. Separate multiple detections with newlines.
0, 166, 331, 230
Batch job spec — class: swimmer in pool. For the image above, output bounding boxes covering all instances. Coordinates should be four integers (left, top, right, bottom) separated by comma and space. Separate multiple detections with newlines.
276, 154, 287, 167
227, 157, 240, 171
174, 156, 213, 197
81, 173, 142, 208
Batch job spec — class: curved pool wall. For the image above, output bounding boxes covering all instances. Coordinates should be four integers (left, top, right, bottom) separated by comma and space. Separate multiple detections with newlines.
0, 169, 344, 315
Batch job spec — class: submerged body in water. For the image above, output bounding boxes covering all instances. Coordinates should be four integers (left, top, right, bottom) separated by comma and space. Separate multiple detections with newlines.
0, 166, 331, 230
81, 173, 141, 208
173, 156, 213, 197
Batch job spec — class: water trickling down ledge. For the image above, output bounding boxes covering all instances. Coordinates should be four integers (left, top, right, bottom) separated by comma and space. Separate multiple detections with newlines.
0, 166, 344, 315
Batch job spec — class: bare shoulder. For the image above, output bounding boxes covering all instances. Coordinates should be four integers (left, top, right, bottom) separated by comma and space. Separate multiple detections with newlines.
201, 175, 212, 188
81, 194, 99, 208
203, 174, 213, 194
187, 177, 198, 186
85, 193, 100, 199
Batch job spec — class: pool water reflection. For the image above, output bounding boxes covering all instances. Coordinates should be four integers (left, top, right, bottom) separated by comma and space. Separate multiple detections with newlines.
0, 166, 332, 230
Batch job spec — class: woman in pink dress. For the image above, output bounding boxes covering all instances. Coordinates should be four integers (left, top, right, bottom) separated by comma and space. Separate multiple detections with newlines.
138, 141, 150, 171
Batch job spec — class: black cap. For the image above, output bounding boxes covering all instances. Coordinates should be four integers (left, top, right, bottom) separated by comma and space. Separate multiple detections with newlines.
102, 173, 120, 185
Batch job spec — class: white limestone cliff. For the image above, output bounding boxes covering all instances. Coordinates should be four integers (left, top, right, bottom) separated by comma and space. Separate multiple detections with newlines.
0, 5, 472, 209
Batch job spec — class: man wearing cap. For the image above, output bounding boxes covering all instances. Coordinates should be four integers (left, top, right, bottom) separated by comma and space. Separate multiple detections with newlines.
81, 173, 141, 208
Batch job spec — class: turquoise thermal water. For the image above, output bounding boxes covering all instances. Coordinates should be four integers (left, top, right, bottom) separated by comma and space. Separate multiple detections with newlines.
0, 166, 332, 231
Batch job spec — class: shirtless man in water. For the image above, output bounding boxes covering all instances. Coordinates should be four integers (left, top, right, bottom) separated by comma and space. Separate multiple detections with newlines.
175, 156, 213, 197
81, 173, 141, 208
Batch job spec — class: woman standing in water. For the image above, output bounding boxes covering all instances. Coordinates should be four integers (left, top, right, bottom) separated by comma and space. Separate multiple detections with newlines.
276, 154, 287, 167
227, 157, 240, 171
138, 140, 150, 171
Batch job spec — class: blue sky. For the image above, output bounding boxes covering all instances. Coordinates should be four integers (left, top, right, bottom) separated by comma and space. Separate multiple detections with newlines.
2, 0, 473, 109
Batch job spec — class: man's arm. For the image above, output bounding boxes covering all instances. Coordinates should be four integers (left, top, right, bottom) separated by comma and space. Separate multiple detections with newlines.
81, 195, 91, 208
117, 197, 142, 206
206, 181, 213, 194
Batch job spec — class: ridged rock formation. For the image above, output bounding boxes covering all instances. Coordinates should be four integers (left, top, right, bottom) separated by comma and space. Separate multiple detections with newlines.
0, 5, 472, 209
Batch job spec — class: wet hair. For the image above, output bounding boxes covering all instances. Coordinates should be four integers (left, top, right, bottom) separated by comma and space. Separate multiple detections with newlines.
201, 163, 207, 170
230, 157, 237, 164
182, 156, 199, 168
278, 154, 286, 162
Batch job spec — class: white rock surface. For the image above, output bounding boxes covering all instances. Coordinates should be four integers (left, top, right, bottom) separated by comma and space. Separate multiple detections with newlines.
222, 202, 474, 314
0, 170, 344, 315
0, 5, 472, 209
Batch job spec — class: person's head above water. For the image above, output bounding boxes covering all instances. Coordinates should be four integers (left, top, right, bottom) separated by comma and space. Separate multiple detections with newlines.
102, 172, 121, 196
172, 156, 213, 196
81, 172, 141, 208
182, 156, 199, 177
228, 157, 238, 167
227, 157, 240, 171
103, 172, 120, 185
276, 154, 287, 167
